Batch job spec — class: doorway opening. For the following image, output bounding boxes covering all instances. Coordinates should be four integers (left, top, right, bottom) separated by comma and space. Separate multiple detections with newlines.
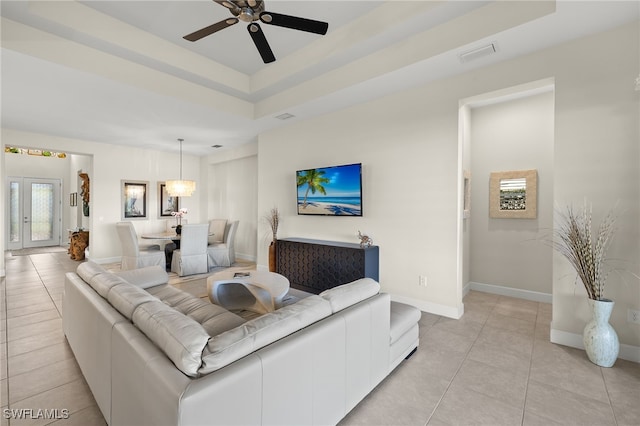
6, 176, 62, 250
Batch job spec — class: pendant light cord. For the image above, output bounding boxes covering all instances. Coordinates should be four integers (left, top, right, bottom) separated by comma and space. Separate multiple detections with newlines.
178, 138, 184, 180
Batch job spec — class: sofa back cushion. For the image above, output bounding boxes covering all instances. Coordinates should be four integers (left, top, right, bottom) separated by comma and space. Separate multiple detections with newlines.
107, 282, 157, 320
148, 285, 246, 336
199, 295, 332, 374
77, 261, 108, 284
319, 278, 381, 313
133, 300, 210, 377
114, 265, 169, 289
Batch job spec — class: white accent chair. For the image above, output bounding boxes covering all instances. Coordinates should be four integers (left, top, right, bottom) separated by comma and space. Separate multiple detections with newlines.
171, 223, 209, 276
116, 222, 165, 270
207, 220, 239, 268
208, 219, 227, 245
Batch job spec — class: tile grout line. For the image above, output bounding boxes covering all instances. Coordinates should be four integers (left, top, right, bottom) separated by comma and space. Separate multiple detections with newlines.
35, 254, 66, 319
599, 366, 619, 425
520, 301, 541, 426
423, 297, 496, 426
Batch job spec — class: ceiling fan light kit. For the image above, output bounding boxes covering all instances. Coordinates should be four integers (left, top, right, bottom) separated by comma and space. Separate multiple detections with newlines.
183, 0, 329, 64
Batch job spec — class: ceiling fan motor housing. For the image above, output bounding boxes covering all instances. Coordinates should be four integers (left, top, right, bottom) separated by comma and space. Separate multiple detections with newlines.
185, 0, 328, 64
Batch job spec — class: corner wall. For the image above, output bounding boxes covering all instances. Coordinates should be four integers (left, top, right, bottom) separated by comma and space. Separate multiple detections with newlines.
551, 22, 640, 357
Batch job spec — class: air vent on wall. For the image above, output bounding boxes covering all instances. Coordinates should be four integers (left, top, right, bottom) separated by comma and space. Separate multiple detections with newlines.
459, 43, 497, 64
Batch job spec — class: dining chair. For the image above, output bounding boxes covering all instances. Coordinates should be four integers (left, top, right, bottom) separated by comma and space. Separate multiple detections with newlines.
207, 220, 239, 268
116, 222, 165, 270
208, 218, 227, 245
171, 223, 209, 276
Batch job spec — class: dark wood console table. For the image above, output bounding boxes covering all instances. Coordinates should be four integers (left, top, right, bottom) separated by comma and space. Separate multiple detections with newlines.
276, 237, 379, 294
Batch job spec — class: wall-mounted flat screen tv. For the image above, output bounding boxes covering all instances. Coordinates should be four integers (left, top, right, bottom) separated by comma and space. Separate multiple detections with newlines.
296, 163, 363, 216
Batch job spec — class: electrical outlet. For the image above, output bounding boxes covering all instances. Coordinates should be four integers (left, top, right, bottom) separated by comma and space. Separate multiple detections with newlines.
628, 308, 640, 324
418, 276, 427, 287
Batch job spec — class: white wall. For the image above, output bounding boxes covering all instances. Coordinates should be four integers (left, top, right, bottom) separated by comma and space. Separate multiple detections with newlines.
1, 130, 202, 263
258, 81, 463, 318
256, 20, 640, 351
69, 153, 92, 231
206, 155, 258, 261
552, 22, 639, 351
469, 91, 555, 295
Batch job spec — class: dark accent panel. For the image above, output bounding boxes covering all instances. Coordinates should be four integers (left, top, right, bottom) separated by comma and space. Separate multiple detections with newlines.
276, 238, 379, 294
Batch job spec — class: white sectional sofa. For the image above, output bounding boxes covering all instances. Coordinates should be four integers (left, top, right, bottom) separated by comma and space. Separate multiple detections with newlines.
63, 262, 420, 426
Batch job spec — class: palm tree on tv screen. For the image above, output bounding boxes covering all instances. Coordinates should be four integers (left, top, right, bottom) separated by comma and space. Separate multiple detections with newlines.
297, 169, 330, 207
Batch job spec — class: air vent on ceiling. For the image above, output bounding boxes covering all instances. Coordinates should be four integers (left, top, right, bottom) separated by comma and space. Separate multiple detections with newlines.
459, 43, 497, 64
275, 113, 295, 120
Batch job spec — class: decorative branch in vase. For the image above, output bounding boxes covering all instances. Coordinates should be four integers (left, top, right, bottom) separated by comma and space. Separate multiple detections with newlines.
551, 202, 619, 367
264, 207, 280, 272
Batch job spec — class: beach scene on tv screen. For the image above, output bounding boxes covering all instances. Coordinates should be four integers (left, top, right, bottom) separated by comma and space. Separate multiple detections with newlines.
297, 164, 362, 216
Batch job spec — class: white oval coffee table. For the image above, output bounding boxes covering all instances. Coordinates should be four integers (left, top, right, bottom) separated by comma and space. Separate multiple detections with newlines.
207, 270, 289, 313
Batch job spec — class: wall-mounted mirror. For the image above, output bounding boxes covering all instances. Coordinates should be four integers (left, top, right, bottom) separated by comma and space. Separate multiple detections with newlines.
489, 170, 537, 219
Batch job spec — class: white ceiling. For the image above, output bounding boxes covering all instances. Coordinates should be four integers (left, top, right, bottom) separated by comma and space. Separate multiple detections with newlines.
1, 1, 638, 156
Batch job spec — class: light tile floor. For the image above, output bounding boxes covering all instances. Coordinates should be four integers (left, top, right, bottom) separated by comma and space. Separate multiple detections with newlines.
1, 251, 639, 425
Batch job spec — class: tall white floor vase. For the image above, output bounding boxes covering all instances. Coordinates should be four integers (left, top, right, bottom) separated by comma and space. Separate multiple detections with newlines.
583, 299, 619, 367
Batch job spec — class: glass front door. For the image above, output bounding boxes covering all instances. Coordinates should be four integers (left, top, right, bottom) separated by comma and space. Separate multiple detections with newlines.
7, 177, 61, 249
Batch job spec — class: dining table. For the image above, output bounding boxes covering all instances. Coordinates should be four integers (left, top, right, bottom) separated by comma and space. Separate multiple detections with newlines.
141, 231, 182, 268
141, 230, 214, 269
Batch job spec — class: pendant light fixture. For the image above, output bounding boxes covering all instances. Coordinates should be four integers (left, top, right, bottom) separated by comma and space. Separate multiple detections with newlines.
166, 138, 196, 197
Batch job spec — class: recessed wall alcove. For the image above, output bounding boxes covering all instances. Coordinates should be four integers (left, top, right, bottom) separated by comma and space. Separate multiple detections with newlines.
458, 79, 555, 305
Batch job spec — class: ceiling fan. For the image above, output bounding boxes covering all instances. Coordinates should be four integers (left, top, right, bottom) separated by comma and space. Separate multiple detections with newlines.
183, 0, 329, 64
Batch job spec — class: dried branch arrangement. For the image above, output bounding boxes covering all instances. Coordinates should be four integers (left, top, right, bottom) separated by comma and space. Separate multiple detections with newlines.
264, 207, 280, 243
553, 204, 617, 301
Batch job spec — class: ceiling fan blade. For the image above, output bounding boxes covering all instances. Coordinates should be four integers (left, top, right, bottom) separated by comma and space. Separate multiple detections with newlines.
247, 23, 275, 63
259, 11, 328, 35
183, 18, 239, 41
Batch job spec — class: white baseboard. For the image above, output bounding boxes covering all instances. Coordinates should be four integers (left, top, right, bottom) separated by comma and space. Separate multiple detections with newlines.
551, 327, 640, 364
235, 253, 256, 262
467, 281, 552, 304
390, 294, 463, 319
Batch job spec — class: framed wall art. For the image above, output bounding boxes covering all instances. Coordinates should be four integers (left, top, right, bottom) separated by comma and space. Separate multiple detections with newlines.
158, 182, 179, 217
122, 180, 148, 220
489, 169, 537, 219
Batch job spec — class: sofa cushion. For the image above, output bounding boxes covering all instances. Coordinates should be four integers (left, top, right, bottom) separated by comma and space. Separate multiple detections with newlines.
132, 300, 210, 377
86, 271, 129, 299
319, 278, 381, 313
76, 261, 108, 286
114, 265, 169, 289
199, 295, 332, 374
107, 281, 157, 320
148, 285, 246, 337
